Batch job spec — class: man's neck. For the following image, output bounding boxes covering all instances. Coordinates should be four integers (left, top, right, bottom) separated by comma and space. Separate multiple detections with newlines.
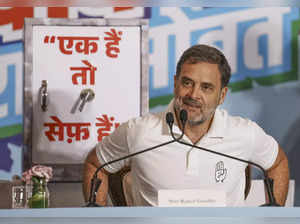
185, 119, 212, 144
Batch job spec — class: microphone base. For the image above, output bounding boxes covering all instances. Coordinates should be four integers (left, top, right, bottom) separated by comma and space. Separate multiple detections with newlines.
85, 202, 102, 207
260, 203, 281, 207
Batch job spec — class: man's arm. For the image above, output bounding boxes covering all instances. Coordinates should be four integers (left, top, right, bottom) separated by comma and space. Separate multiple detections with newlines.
266, 146, 289, 206
82, 147, 110, 206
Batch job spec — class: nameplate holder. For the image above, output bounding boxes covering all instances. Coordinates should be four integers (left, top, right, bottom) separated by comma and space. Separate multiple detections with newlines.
158, 189, 226, 207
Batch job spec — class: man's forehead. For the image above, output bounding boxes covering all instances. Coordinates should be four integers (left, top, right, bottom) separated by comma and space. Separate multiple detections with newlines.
180, 62, 220, 75
180, 74, 216, 85
178, 63, 222, 85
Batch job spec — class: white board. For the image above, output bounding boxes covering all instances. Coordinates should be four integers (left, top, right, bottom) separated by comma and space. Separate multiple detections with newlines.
24, 18, 149, 181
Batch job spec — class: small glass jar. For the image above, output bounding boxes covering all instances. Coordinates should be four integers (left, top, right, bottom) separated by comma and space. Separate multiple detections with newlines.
26, 177, 50, 208
12, 185, 26, 209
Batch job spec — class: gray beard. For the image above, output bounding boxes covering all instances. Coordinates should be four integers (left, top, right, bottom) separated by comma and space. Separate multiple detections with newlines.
174, 98, 216, 127
187, 119, 205, 126
186, 108, 217, 127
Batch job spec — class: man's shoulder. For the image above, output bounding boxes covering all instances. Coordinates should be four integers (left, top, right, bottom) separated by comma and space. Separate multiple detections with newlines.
128, 111, 164, 129
217, 109, 255, 130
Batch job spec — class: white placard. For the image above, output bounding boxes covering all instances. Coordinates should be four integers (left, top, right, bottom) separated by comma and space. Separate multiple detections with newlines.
158, 189, 226, 207
30, 24, 142, 164
24, 19, 148, 181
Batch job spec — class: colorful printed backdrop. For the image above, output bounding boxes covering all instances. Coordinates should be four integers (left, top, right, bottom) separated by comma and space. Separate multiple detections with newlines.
1, 7, 300, 205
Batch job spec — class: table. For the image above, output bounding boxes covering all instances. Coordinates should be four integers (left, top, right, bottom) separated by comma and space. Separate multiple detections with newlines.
0, 207, 300, 224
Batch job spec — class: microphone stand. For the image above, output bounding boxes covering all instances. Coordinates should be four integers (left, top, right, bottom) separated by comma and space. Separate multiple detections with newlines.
86, 114, 186, 207
167, 110, 280, 207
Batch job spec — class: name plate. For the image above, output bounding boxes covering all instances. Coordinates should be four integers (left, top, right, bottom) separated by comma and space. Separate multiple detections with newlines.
158, 189, 226, 207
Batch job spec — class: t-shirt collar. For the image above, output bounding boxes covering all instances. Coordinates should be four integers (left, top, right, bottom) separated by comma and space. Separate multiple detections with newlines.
205, 108, 225, 138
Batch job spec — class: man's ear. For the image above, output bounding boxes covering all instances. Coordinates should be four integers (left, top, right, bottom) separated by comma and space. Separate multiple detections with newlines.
218, 87, 228, 105
174, 75, 178, 91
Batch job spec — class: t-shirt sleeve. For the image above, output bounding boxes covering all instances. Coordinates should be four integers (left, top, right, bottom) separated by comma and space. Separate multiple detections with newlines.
95, 121, 130, 173
250, 121, 279, 170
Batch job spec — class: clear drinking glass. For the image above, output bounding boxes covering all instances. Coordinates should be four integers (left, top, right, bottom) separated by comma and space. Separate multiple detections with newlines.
12, 185, 26, 209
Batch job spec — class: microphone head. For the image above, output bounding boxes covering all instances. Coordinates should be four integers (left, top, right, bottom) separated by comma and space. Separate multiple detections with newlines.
179, 109, 188, 124
166, 112, 174, 127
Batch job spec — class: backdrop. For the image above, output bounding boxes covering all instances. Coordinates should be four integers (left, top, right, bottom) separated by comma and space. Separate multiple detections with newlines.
1, 7, 299, 205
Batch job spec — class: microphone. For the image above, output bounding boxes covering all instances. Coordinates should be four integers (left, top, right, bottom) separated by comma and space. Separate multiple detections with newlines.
86, 114, 187, 207
168, 109, 280, 207
166, 109, 188, 140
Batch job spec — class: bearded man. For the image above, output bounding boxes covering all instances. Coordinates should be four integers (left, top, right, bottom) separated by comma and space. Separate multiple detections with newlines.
83, 44, 289, 207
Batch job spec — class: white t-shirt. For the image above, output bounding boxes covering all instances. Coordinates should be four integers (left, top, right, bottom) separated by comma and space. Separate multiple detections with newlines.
96, 100, 278, 206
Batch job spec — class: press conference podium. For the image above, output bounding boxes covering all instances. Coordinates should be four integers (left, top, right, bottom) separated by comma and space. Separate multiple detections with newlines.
1, 207, 300, 224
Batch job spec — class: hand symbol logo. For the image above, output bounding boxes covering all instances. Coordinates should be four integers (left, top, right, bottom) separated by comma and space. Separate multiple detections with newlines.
215, 161, 227, 183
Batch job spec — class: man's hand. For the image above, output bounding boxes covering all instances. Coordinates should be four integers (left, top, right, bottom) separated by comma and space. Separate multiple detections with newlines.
82, 147, 109, 206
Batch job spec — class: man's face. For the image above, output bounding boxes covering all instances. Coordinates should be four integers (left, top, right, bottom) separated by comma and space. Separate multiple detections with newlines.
174, 62, 228, 126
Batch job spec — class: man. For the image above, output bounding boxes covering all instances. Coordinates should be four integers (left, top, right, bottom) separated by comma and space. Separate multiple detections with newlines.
83, 44, 289, 206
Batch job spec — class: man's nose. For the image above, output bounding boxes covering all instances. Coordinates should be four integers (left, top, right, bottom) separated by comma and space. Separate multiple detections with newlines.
188, 86, 202, 99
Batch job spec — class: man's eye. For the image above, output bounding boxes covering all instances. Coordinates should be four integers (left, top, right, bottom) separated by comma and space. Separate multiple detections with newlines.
202, 84, 213, 91
182, 80, 193, 87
